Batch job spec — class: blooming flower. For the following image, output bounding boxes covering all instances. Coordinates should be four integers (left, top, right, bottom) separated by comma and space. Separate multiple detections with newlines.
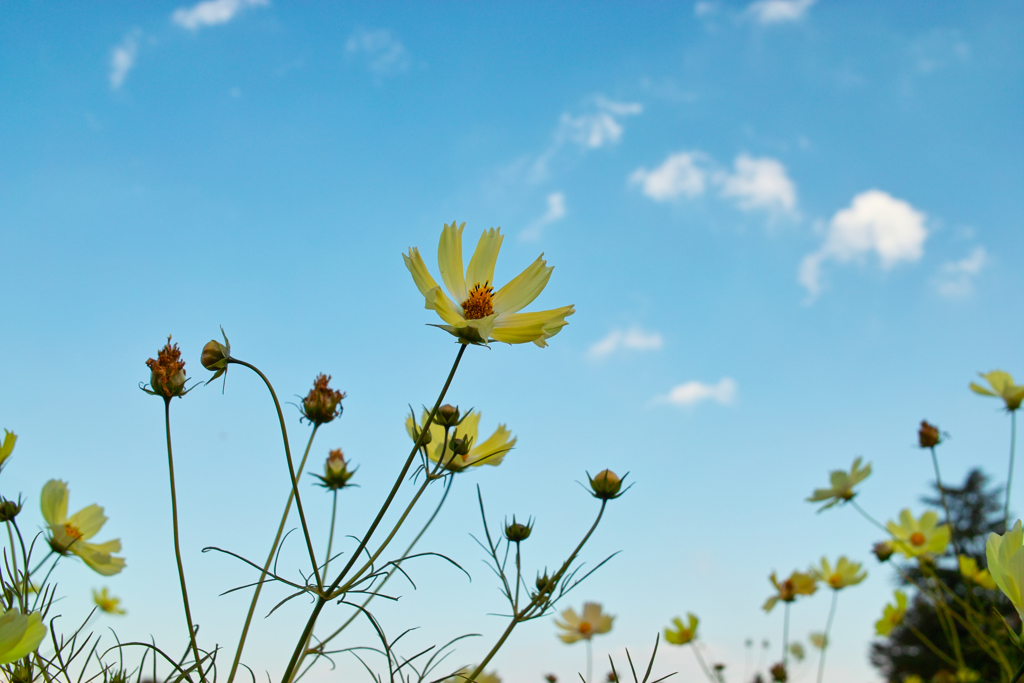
555, 602, 614, 643
886, 509, 950, 559
970, 370, 1024, 412
406, 410, 515, 471
986, 519, 1024, 620
806, 457, 871, 511
0, 609, 45, 665
664, 613, 698, 645
92, 587, 126, 615
874, 590, 907, 636
763, 571, 817, 612
813, 556, 866, 590
404, 222, 575, 346
41, 480, 125, 576
957, 555, 997, 590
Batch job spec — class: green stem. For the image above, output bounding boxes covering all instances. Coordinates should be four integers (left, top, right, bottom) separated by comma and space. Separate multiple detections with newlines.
280, 344, 467, 683
1007, 411, 1017, 527
6, 522, 22, 612
930, 446, 961, 557
231, 359, 322, 591
323, 489, 339, 579
782, 601, 790, 668
164, 399, 203, 678
815, 590, 838, 683
1010, 659, 1024, 683
586, 638, 592, 683
226, 424, 320, 683
690, 644, 717, 683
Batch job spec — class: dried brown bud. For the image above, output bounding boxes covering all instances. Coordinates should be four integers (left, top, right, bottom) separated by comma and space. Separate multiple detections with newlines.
145, 336, 188, 399
918, 420, 941, 448
873, 541, 894, 562
301, 374, 346, 425
769, 663, 787, 683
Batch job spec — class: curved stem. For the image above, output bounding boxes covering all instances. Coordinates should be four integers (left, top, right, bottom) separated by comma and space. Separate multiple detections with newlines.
1011, 659, 1024, 683
280, 344, 467, 683
1007, 412, 1017, 527
231, 359, 322, 591
815, 591, 838, 683
164, 399, 203, 677
226, 424, 320, 683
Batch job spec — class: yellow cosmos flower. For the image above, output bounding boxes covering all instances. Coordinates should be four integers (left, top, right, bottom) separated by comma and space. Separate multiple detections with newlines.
763, 571, 817, 612
806, 457, 871, 511
970, 370, 1024, 412
444, 669, 501, 683
886, 509, 950, 559
404, 222, 575, 346
92, 588, 126, 615
0, 608, 46, 665
555, 602, 614, 643
664, 613, 698, 645
986, 519, 1024, 620
406, 410, 515, 471
814, 556, 866, 590
0, 430, 16, 470
874, 590, 907, 636
957, 555, 997, 590
41, 480, 125, 576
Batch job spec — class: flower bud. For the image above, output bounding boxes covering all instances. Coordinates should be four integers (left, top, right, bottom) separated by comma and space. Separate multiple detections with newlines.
144, 336, 188, 399
918, 420, 941, 448
535, 571, 555, 594
412, 425, 432, 447
0, 497, 22, 522
589, 469, 623, 500
301, 374, 346, 425
769, 663, 787, 683
873, 541, 894, 562
449, 436, 472, 456
201, 326, 231, 373
436, 404, 460, 427
312, 449, 356, 490
504, 517, 533, 543
545, 676, 557, 683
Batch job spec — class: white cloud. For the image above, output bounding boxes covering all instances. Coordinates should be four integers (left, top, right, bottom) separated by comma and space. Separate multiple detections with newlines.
520, 192, 567, 242
694, 1, 719, 17
660, 378, 736, 407
745, 0, 816, 24
935, 247, 987, 299
715, 154, 797, 213
345, 28, 410, 77
556, 97, 643, 150
630, 152, 708, 201
587, 328, 663, 360
799, 190, 928, 301
911, 29, 971, 74
172, 0, 268, 30
109, 31, 140, 90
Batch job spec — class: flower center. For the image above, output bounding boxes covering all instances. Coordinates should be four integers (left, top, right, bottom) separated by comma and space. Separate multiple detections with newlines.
578, 621, 592, 636
462, 281, 495, 320
909, 532, 926, 546
828, 574, 843, 588
64, 523, 83, 541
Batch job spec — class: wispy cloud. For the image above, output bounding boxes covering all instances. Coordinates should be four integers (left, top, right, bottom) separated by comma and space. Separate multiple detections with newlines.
659, 378, 737, 407
911, 29, 971, 74
587, 328, 663, 360
109, 30, 140, 90
935, 247, 987, 299
172, 0, 269, 30
715, 154, 797, 214
630, 152, 708, 201
799, 190, 928, 302
520, 192, 567, 242
745, 0, 816, 24
345, 28, 410, 77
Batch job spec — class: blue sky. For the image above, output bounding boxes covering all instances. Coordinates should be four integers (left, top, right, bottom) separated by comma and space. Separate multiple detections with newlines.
1, 1, 1022, 681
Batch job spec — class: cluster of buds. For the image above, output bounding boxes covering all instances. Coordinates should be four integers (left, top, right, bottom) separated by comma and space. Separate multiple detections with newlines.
918, 420, 942, 448
503, 516, 533, 543
312, 449, 356, 490
144, 336, 189, 399
588, 469, 626, 500
301, 374, 346, 425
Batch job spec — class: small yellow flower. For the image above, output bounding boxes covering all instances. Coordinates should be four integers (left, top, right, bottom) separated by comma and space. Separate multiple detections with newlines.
0, 430, 16, 470
875, 590, 907, 636
957, 555, 997, 590
555, 602, 614, 643
406, 410, 515, 471
806, 457, 871, 511
808, 632, 828, 650
970, 370, 1024, 412
92, 588, 126, 615
404, 222, 575, 346
814, 556, 866, 590
886, 509, 950, 558
763, 571, 817, 612
444, 669, 501, 683
41, 480, 125, 576
664, 613, 698, 645
0, 608, 45, 664
986, 519, 1024, 620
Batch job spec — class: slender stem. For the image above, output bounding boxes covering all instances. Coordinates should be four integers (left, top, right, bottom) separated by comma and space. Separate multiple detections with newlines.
586, 638, 592, 683
231, 359, 322, 590
782, 601, 790, 667
226, 425, 320, 683
6, 522, 23, 612
1011, 659, 1024, 683
164, 399, 203, 677
1007, 411, 1017, 526
930, 446, 961, 557
324, 489, 339, 578
907, 623, 959, 667
280, 344, 467, 683
690, 644, 718, 683
815, 591, 838, 683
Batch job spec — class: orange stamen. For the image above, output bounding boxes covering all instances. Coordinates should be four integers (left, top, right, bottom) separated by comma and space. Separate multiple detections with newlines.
461, 281, 495, 320
909, 532, 926, 546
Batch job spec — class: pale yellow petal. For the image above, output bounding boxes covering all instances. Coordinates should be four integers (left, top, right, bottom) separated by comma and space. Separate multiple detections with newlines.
491, 306, 575, 346
456, 412, 481, 444
40, 479, 68, 526
467, 425, 516, 467
465, 228, 503, 290
492, 255, 553, 315
67, 504, 107, 540
437, 221, 468, 303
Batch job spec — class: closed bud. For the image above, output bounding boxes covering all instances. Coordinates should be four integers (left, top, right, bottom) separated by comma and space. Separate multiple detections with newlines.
536, 571, 555, 594
413, 425, 432, 447
769, 663, 787, 683
449, 436, 472, 456
589, 469, 624, 500
504, 516, 533, 543
201, 326, 231, 385
0, 498, 22, 522
918, 420, 941, 448
301, 374, 346, 425
545, 676, 557, 683
873, 541, 894, 562
436, 404, 460, 427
